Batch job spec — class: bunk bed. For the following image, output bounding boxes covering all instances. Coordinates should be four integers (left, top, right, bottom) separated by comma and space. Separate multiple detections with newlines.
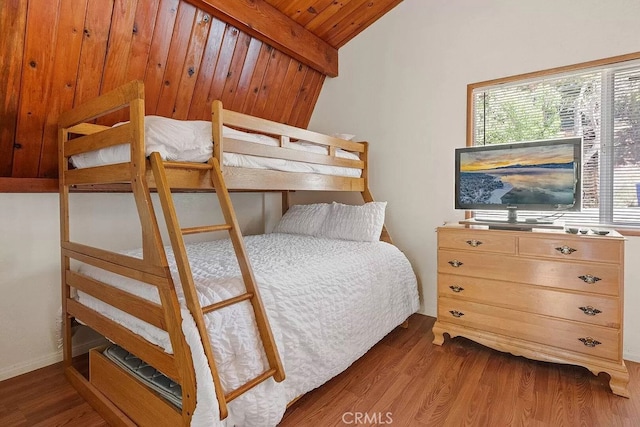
58, 80, 419, 426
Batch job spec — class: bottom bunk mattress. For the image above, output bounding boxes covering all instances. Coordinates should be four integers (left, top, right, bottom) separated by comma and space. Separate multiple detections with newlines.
75, 233, 419, 426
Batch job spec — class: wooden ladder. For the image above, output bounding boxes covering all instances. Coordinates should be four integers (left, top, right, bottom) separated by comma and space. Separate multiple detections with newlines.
149, 152, 285, 419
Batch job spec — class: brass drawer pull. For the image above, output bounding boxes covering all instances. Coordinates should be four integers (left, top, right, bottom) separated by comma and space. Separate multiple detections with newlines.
466, 239, 483, 247
579, 306, 602, 316
555, 245, 577, 255
449, 285, 465, 293
449, 310, 465, 318
579, 337, 601, 347
448, 259, 463, 268
578, 274, 601, 284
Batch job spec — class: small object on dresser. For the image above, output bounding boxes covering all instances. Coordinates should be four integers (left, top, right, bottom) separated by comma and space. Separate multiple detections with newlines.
566, 227, 579, 234
591, 229, 611, 236
579, 228, 589, 234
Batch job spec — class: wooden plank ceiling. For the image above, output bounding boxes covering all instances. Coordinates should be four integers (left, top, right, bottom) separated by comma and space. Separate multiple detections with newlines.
0, 0, 402, 192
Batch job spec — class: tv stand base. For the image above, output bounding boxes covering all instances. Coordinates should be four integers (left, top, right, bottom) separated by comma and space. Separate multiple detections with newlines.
459, 218, 564, 231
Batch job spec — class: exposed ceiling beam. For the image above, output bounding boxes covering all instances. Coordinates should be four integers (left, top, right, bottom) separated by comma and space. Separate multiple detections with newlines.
186, 0, 338, 77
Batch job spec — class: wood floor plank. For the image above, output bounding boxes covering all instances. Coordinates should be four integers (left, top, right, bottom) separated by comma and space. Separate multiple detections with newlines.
1, 314, 639, 426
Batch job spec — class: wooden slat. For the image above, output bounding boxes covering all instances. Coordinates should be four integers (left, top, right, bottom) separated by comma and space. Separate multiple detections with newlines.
67, 270, 166, 330
222, 109, 364, 152
100, 0, 139, 94
185, 0, 338, 76
143, 0, 180, 115
12, 0, 62, 177
73, 0, 114, 108
172, 9, 213, 119
0, 0, 28, 176
282, 0, 334, 26
145, 166, 214, 189
59, 80, 144, 127
229, 37, 263, 112
219, 32, 253, 107
303, 0, 349, 32
224, 138, 364, 169
225, 368, 276, 402
187, 16, 227, 120
221, 166, 365, 191
155, 1, 197, 117
53, 5, 86, 186
202, 292, 253, 313
126, 0, 161, 83
307, 0, 366, 39
271, 59, 304, 122
63, 123, 132, 157
206, 25, 242, 109
285, 67, 319, 127
252, 49, 289, 118
280, 64, 309, 125
67, 299, 179, 381
239, 43, 274, 114
64, 163, 132, 186
61, 241, 168, 281
181, 224, 231, 235
293, 70, 325, 128
67, 123, 111, 135
163, 161, 213, 170
0, 177, 58, 192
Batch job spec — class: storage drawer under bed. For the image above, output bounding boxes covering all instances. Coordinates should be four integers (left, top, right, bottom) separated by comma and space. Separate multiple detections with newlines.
89, 348, 182, 427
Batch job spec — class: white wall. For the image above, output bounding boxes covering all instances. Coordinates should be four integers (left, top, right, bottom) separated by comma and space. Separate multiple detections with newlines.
0, 192, 267, 380
309, 0, 640, 362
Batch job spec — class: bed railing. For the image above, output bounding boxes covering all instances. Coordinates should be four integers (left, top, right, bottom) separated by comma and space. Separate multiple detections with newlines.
59, 80, 199, 425
58, 79, 388, 424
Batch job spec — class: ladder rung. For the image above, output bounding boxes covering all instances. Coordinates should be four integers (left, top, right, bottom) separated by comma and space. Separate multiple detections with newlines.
225, 369, 277, 402
181, 224, 232, 235
163, 161, 213, 170
203, 292, 254, 314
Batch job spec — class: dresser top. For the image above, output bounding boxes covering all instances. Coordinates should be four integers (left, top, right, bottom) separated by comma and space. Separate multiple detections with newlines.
440, 221, 624, 239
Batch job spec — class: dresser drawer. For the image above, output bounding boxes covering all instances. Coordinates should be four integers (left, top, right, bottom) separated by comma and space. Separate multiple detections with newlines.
438, 228, 516, 254
519, 235, 623, 263
438, 249, 621, 296
438, 298, 620, 361
438, 273, 620, 328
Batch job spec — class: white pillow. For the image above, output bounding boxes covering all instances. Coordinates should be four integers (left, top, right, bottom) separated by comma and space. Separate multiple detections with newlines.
273, 203, 331, 236
317, 202, 387, 242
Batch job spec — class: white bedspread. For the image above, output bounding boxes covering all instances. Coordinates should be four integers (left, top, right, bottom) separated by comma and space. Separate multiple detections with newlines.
69, 116, 362, 178
76, 233, 419, 426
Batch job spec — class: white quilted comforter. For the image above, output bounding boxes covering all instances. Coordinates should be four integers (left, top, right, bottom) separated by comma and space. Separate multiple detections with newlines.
76, 233, 419, 426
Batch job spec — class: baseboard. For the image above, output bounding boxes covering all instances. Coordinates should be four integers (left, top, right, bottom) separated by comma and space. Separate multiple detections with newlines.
624, 350, 640, 363
0, 337, 108, 382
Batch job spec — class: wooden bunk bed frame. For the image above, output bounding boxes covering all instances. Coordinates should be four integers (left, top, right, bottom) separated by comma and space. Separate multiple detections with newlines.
59, 80, 391, 426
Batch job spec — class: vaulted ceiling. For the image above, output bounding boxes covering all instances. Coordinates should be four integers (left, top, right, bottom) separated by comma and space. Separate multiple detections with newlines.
0, 0, 402, 192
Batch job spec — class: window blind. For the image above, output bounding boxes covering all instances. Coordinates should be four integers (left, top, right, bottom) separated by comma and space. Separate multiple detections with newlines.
472, 60, 640, 226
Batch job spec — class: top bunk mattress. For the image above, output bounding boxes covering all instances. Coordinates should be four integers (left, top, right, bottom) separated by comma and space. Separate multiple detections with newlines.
69, 116, 362, 178
75, 233, 419, 426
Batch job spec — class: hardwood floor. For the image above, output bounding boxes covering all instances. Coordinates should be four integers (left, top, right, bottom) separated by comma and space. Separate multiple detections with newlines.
2, 314, 639, 426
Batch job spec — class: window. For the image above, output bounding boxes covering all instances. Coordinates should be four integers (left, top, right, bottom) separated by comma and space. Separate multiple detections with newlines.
468, 53, 640, 227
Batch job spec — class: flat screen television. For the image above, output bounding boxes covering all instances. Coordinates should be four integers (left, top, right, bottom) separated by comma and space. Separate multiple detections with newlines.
455, 137, 582, 223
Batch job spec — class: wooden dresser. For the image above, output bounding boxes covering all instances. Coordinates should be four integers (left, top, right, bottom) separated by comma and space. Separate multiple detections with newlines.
432, 225, 629, 397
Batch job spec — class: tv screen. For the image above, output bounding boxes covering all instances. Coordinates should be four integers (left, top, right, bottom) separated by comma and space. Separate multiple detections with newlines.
455, 138, 582, 219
